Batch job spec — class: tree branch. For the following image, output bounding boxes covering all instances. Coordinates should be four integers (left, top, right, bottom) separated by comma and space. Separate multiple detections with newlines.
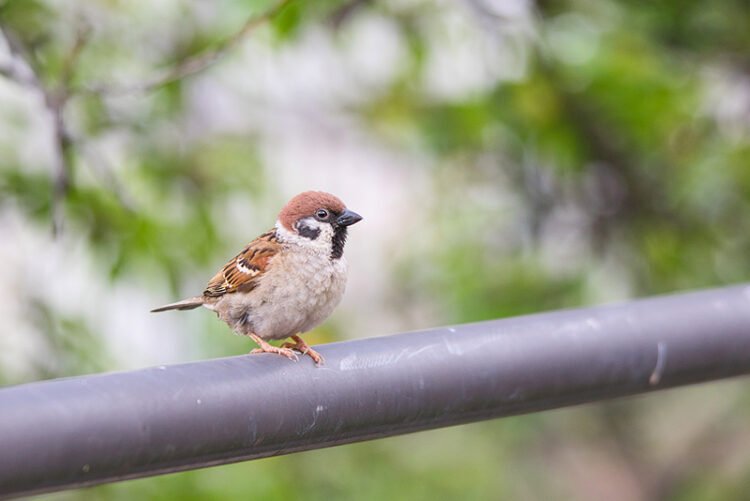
0, 0, 289, 234
83, 0, 293, 95
0, 26, 89, 235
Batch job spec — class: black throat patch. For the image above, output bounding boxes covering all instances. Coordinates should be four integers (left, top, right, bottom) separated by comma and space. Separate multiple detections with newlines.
297, 222, 321, 240
331, 226, 348, 260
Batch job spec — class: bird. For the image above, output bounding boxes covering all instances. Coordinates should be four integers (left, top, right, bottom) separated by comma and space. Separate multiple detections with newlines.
151, 191, 362, 365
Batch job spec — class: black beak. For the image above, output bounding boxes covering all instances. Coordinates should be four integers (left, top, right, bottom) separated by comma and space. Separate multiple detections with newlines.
336, 209, 363, 227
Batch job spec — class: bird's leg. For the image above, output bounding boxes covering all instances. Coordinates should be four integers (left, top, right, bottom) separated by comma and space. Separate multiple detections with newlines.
281, 335, 324, 365
249, 333, 298, 361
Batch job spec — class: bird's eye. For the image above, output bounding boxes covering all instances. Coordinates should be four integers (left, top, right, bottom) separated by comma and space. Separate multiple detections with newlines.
315, 209, 329, 220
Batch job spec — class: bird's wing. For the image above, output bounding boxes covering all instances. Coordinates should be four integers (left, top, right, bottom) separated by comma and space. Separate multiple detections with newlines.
203, 229, 281, 298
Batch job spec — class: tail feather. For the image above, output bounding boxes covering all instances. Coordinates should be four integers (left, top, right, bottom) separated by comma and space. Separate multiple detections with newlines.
150, 297, 205, 313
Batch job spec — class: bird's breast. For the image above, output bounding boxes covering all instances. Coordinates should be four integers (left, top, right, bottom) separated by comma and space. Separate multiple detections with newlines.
247, 250, 348, 339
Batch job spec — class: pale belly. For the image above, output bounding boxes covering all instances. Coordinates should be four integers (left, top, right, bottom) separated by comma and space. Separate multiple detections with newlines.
212, 252, 348, 340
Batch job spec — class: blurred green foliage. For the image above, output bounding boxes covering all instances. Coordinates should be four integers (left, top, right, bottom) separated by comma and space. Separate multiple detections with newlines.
1, 0, 750, 499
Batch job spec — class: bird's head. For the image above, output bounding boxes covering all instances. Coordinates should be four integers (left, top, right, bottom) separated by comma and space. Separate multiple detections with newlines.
277, 191, 362, 259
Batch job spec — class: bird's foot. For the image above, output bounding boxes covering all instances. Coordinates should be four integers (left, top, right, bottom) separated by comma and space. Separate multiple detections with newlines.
249, 346, 299, 361
249, 334, 299, 362
282, 335, 324, 366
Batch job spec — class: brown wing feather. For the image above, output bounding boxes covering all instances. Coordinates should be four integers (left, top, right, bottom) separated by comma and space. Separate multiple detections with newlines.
203, 230, 280, 298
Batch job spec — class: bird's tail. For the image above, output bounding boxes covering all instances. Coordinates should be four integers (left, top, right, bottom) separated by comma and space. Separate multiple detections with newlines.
150, 296, 206, 313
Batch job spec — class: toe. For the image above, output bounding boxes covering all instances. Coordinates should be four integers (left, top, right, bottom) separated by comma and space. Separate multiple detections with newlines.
307, 350, 324, 366
250, 346, 298, 361
279, 348, 299, 361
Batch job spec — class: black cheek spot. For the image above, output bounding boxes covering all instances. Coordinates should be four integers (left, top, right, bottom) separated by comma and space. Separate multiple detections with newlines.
298, 224, 321, 240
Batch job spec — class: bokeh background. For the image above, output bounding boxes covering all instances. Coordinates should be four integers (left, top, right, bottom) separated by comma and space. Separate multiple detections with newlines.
2, 0, 750, 499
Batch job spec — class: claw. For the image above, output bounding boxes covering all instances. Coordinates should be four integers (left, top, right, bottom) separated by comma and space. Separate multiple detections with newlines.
248, 333, 299, 361
249, 334, 323, 365
250, 346, 299, 361
282, 336, 324, 366
305, 348, 324, 366
279, 347, 299, 361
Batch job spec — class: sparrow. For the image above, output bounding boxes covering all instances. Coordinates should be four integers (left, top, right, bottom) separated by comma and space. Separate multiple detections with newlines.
151, 191, 362, 365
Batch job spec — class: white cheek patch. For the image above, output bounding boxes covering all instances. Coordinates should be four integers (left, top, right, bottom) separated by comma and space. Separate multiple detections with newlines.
277, 218, 335, 252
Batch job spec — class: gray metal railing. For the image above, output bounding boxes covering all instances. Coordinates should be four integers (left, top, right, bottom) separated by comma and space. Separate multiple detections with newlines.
2, 285, 750, 498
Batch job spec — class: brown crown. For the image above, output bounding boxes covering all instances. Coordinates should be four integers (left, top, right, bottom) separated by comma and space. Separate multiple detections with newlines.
278, 191, 346, 231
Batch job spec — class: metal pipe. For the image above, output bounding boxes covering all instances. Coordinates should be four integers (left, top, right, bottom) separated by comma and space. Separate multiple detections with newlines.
2, 285, 750, 498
